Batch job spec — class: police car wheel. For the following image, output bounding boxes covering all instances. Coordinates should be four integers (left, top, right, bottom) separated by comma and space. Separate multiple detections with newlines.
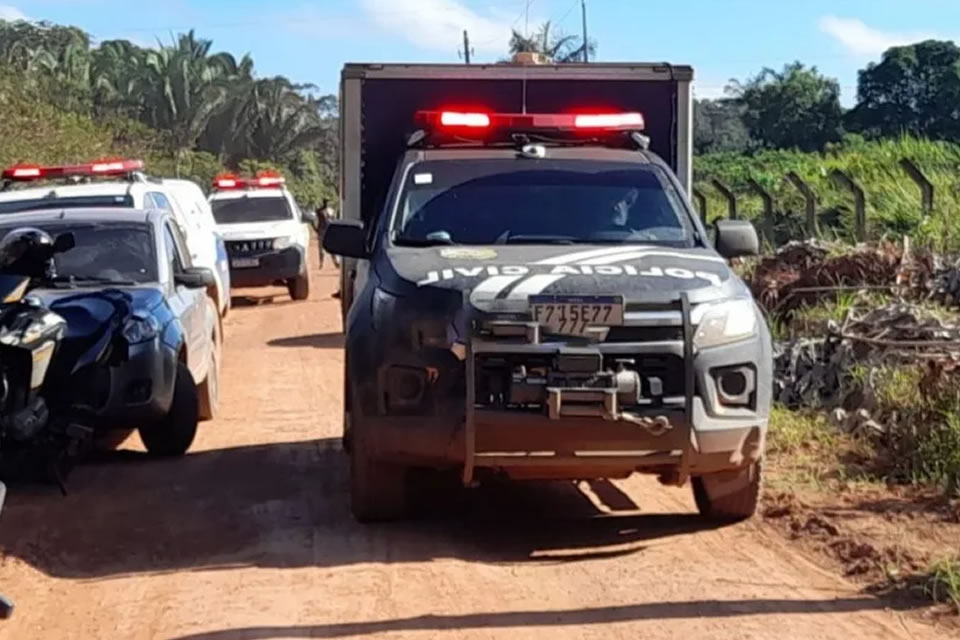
350, 425, 408, 523
288, 272, 310, 301
140, 363, 199, 457
692, 460, 763, 522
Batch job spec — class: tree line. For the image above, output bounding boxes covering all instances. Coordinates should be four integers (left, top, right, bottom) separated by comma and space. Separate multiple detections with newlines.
0, 19, 337, 176
695, 40, 960, 155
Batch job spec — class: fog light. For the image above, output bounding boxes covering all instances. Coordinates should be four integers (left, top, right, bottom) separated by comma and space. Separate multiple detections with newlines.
719, 370, 747, 397
713, 366, 755, 407
125, 378, 152, 403
384, 365, 427, 413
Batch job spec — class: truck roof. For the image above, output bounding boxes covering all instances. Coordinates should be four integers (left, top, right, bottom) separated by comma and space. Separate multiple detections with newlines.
342, 62, 694, 81
0, 181, 139, 202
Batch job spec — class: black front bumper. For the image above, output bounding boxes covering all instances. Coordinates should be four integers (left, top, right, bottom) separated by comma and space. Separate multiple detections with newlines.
83, 340, 178, 430
350, 294, 772, 483
228, 246, 305, 288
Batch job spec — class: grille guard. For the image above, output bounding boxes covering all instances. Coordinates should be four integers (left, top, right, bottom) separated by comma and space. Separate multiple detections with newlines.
461, 292, 696, 486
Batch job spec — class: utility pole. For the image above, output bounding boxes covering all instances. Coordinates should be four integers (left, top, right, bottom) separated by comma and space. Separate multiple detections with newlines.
462, 30, 472, 64
581, 0, 589, 62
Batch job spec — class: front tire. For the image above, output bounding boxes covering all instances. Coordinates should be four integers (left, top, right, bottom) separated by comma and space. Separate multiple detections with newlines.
140, 362, 199, 457
350, 424, 408, 523
288, 271, 310, 301
692, 460, 763, 522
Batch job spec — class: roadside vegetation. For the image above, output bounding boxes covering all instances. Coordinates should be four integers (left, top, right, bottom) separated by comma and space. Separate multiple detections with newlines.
0, 20, 338, 207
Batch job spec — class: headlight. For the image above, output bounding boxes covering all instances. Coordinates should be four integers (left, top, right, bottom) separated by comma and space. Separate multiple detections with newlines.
122, 315, 160, 344
273, 236, 296, 250
693, 299, 758, 349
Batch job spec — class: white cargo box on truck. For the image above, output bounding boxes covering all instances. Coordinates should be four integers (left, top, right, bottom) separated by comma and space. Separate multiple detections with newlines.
337, 61, 694, 321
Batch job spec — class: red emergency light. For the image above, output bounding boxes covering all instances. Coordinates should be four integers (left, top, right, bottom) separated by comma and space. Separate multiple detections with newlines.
254, 170, 286, 187
213, 173, 241, 189
416, 110, 645, 133
1, 159, 145, 182
212, 170, 286, 190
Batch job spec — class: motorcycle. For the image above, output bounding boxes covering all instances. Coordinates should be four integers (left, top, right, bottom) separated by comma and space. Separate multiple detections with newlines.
0, 229, 91, 488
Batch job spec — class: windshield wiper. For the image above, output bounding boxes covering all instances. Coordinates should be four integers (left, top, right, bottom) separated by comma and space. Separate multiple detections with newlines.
48, 275, 138, 287
502, 235, 576, 245
393, 237, 457, 247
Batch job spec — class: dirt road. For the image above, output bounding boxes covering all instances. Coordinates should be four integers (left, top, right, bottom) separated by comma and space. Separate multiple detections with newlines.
0, 256, 949, 640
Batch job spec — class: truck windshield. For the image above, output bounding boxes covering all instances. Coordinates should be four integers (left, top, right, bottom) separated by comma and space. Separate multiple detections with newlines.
0, 194, 135, 214
393, 159, 695, 246
211, 195, 292, 224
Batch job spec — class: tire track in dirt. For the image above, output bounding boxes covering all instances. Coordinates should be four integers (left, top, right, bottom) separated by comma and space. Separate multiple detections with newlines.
0, 247, 950, 640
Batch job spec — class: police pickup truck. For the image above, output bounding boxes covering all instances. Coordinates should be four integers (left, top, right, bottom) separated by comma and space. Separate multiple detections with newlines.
325, 107, 772, 523
209, 171, 315, 301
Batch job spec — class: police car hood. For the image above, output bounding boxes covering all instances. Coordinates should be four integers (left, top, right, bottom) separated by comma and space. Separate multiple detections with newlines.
382, 244, 746, 311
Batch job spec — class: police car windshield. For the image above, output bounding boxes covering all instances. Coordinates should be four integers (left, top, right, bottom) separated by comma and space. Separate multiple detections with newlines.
0, 223, 157, 283
211, 195, 292, 224
0, 194, 135, 214
394, 159, 695, 247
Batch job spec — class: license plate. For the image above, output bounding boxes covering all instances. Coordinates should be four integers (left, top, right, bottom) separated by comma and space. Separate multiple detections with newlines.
529, 295, 624, 336
231, 257, 260, 268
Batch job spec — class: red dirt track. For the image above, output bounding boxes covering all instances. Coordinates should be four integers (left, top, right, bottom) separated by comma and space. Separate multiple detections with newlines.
0, 250, 949, 640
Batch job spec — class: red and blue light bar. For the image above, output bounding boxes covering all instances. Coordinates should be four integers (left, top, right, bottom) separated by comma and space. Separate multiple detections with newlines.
417, 110, 646, 132
2, 159, 145, 182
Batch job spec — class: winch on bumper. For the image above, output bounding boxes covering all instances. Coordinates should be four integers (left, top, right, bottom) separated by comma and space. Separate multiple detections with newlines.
357, 293, 771, 485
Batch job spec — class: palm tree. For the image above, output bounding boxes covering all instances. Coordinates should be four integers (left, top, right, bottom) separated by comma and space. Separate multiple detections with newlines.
507, 21, 595, 63
139, 31, 243, 154
201, 76, 325, 161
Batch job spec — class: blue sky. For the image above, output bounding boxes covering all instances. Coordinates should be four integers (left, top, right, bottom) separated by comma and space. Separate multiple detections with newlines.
3, 0, 958, 105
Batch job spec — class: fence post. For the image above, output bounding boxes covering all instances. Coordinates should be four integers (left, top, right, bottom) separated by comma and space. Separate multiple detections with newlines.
829, 169, 866, 242
710, 178, 737, 220
745, 178, 775, 244
898, 158, 934, 215
692, 186, 708, 223
785, 171, 818, 238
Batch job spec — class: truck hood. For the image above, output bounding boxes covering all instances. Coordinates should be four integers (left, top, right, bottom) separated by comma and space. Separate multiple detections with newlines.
381, 244, 747, 311
216, 221, 301, 241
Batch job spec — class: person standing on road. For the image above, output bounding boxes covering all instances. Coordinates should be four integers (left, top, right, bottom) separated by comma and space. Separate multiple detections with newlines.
314, 201, 329, 270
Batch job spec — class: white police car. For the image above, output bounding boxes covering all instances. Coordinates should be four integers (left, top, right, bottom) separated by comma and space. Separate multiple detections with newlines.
208, 171, 314, 301
0, 159, 231, 320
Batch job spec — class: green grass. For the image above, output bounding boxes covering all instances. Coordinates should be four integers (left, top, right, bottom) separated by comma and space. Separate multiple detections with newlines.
926, 556, 960, 613
695, 135, 960, 252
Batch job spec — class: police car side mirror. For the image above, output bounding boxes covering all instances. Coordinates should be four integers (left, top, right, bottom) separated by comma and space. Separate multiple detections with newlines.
302, 210, 318, 226
714, 220, 759, 258
323, 220, 367, 258
175, 266, 216, 289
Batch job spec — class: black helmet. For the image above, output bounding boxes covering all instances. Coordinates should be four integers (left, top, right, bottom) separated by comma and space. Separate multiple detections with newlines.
0, 227, 55, 275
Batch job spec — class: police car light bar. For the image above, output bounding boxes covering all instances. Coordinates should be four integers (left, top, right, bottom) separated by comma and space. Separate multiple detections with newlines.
1, 159, 145, 182
417, 110, 646, 132
213, 171, 286, 190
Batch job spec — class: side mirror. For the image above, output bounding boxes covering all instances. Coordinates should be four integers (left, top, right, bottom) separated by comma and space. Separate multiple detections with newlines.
714, 220, 759, 258
53, 232, 75, 254
175, 266, 216, 289
302, 210, 318, 226
323, 220, 367, 259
